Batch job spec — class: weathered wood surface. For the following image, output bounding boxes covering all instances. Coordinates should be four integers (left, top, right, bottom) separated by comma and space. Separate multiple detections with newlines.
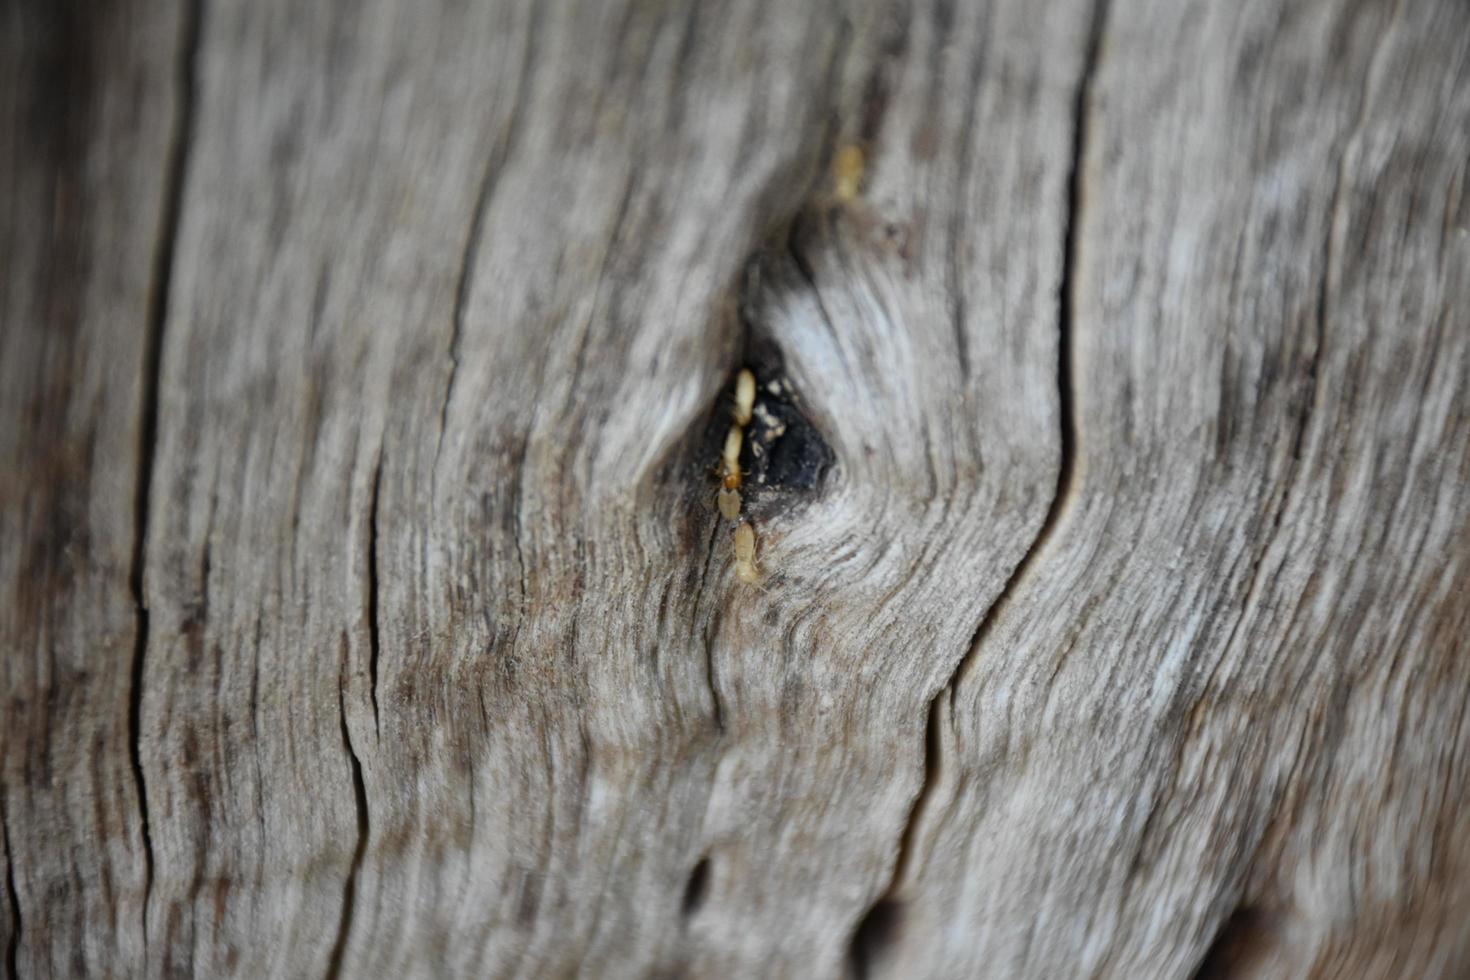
1, 0, 1466, 977
2, 1, 184, 976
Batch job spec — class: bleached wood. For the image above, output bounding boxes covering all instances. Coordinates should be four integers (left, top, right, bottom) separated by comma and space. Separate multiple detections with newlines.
2, 0, 1466, 977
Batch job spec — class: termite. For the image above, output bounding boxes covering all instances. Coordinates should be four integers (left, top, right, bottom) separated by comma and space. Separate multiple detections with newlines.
733, 522, 761, 585
833, 145, 865, 201
717, 475, 742, 521
714, 370, 756, 521
716, 424, 744, 520
721, 425, 743, 477
732, 368, 757, 427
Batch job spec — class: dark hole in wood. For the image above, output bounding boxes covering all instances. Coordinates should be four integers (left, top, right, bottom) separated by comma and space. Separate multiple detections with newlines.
1190, 905, 1269, 980
742, 339, 833, 494
692, 353, 833, 515
681, 856, 711, 917
847, 897, 903, 979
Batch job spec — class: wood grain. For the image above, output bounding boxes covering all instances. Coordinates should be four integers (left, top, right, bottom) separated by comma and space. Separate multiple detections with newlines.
1, 0, 1466, 977
1, 0, 186, 975
133, 0, 1088, 973
880, 0, 1470, 977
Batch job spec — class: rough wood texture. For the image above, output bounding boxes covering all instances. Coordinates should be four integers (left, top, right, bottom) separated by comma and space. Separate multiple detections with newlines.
885, 3, 1470, 977
2, 0, 184, 975
2, 0, 1466, 977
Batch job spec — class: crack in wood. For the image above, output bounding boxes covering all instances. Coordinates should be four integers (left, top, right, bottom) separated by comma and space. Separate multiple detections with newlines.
3, 797, 20, 980
436, 155, 499, 467
680, 855, 712, 919
325, 659, 370, 980
688, 512, 726, 732
125, 609, 154, 953
127, 0, 204, 952
367, 456, 383, 736
843, 0, 1111, 973
846, 696, 942, 979
434, 3, 541, 468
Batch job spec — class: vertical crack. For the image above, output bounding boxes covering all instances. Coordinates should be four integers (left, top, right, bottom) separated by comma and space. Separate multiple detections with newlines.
892, 695, 943, 888
843, 0, 1109, 971
1046, 0, 1106, 550
699, 525, 726, 733
434, 151, 499, 465
434, 4, 541, 466
679, 855, 712, 918
944, 0, 1109, 700
325, 658, 370, 980
3, 797, 20, 979
129, 0, 204, 947
846, 695, 941, 979
366, 457, 383, 735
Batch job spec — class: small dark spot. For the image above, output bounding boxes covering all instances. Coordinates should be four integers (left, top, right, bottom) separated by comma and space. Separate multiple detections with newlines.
515, 870, 541, 927
911, 124, 939, 161
847, 898, 903, 979
680, 856, 711, 917
883, 221, 916, 266
212, 876, 230, 926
